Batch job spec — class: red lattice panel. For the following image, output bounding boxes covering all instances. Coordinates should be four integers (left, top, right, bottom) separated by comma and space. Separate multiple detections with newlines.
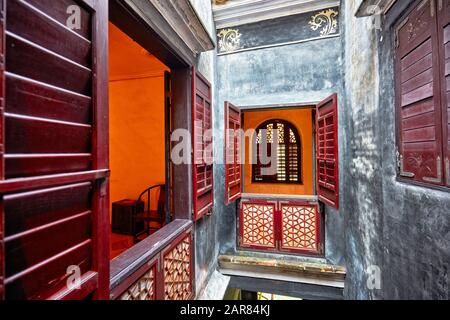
163, 234, 192, 300
240, 202, 276, 249
280, 203, 320, 253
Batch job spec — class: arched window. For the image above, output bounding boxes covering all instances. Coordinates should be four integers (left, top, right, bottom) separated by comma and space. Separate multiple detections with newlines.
252, 119, 301, 184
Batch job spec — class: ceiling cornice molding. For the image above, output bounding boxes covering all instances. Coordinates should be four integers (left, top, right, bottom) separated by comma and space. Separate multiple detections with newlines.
213, 0, 340, 29
150, 0, 215, 54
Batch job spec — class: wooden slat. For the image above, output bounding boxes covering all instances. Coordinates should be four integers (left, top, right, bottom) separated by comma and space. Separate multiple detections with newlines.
5, 153, 92, 179
6, 74, 92, 124
401, 68, 433, 94
0, 169, 108, 194
5, 114, 91, 154
401, 53, 433, 83
402, 126, 436, 143
401, 82, 434, 106
6, 33, 92, 95
402, 111, 436, 131
5, 240, 92, 300
401, 98, 435, 118
401, 38, 432, 71
7, 0, 91, 67
5, 212, 91, 277
4, 182, 91, 236
24, 0, 91, 40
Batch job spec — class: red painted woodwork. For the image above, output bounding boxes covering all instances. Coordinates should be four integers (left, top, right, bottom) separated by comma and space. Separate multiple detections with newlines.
0, 0, 109, 300
192, 68, 213, 221
240, 200, 277, 251
316, 93, 339, 209
279, 201, 321, 255
110, 221, 193, 300
239, 198, 322, 255
437, 0, 450, 187
0, 0, 4, 299
225, 102, 242, 204
395, 0, 445, 187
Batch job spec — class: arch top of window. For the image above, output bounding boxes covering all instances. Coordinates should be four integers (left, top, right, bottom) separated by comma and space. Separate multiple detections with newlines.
255, 119, 300, 145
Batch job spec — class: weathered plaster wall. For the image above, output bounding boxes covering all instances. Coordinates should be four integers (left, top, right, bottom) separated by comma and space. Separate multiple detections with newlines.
189, 0, 221, 297
215, 12, 346, 267
342, 0, 450, 299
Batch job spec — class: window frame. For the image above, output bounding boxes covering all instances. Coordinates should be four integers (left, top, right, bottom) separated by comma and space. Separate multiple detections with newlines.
393, 0, 450, 192
251, 119, 303, 185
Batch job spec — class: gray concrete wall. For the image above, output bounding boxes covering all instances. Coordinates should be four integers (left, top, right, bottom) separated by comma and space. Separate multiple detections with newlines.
342, 0, 450, 299
214, 11, 346, 267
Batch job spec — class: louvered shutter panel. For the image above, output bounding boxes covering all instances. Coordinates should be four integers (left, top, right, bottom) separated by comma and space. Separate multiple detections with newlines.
316, 93, 339, 209
0, 0, 109, 299
225, 102, 241, 204
192, 69, 213, 221
438, 0, 450, 187
395, 0, 444, 186
0, 0, 4, 300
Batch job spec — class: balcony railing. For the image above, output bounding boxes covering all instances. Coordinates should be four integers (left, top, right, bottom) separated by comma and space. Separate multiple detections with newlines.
238, 194, 323, 256
110, 219, 194, 300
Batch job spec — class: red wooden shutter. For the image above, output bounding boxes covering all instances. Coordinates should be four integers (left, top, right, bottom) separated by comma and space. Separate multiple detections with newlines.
395, 0, 445, 186
192, 69, 213, 221
438, 0, 450, 187
225, 102, 241, 204
0, 0, 109, 299
316, 93, 339, 209
0, 0, 5, 300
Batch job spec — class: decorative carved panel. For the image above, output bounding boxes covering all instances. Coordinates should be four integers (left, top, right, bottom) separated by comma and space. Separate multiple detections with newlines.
163, 234, 192, 300
241, 202, 276, 248
120, 268, 156, 300
280, 204, 319, 252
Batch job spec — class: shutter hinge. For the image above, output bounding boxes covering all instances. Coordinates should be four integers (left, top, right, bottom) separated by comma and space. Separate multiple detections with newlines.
445, 158, 450, 186
423, 156, 442, 183
319, 242, 324, 253
396, 149, 415, 178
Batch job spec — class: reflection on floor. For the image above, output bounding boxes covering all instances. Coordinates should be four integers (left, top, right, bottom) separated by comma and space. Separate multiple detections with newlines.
110, 233, 134, 260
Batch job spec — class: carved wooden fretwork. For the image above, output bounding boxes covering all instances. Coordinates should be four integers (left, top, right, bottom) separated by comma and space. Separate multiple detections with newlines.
120, 269, 155, 300
281, 205, 317, 251
163, 235, 192, 300
241, 203, 276, 248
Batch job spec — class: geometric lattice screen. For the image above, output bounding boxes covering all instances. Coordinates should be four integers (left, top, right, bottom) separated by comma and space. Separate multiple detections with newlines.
239, 200, 321, 255
120, 268, 156, 300
241, 202, 276, 249
280, 204, 319, 253
163, 235, 193, 300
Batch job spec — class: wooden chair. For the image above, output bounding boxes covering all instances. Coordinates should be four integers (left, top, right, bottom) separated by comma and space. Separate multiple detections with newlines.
133, 184, 166, 243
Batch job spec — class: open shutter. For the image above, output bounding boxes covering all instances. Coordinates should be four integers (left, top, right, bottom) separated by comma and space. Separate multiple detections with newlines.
192, 69, 213, 221
316, 93, 339, 209
438, 0, 450, 187
0, 0, 4, 300
225, 102, 241, 204
0, 0, 109, 299
395, 0, 444, 186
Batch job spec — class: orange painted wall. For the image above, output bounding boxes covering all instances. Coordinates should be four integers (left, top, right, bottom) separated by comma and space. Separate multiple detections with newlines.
109, 78, 166, 207
109, 23, 168, 209
243, 108, 314, 196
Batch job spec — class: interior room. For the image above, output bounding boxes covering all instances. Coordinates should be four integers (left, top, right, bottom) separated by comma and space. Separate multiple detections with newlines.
243, 108, 314, 196
108, 22, 170, 259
